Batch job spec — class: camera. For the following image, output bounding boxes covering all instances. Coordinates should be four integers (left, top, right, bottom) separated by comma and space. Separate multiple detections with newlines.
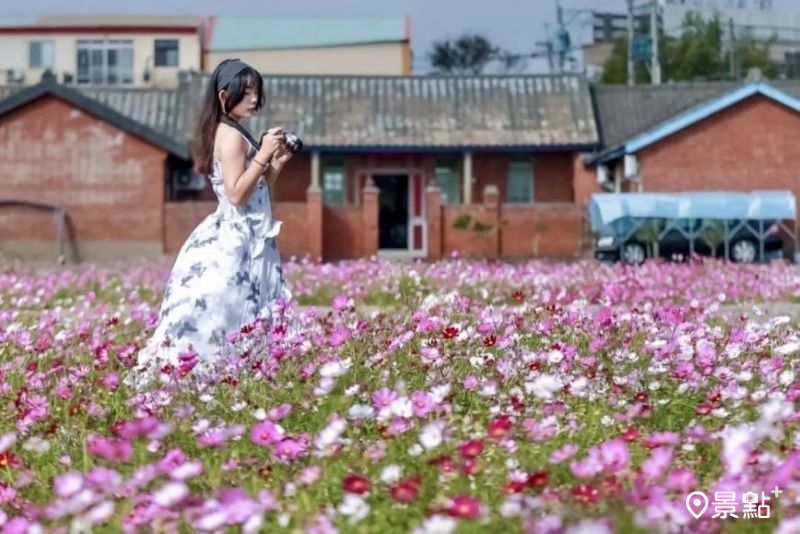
282, 131, 303, 153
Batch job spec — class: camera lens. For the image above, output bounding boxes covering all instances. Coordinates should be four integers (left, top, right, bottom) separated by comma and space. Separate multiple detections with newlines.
283, 132, 303, 153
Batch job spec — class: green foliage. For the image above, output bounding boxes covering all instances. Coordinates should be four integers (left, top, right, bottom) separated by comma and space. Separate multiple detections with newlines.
601, 11, 780, 84
453, 214, 472, 230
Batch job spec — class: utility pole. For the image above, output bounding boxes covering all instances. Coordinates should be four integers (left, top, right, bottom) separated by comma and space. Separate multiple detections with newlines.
729, 17, 739, 81
627, 0, 635, 85
650, 0, 661, 84
556, 0, 565, 72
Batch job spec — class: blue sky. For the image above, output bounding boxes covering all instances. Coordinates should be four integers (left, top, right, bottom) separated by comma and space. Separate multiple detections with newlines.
5, 0, 798, 74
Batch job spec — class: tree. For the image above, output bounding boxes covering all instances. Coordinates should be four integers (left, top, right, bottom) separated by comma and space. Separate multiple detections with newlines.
601, 11, 780, 84
429, 34, 521, 75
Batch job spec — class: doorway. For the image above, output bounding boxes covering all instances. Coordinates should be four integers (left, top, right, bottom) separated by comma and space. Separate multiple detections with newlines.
373, 174, 409, 250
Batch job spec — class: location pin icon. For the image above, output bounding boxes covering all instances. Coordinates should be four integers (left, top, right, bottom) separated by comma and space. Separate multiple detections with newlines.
686, 491, 709, 519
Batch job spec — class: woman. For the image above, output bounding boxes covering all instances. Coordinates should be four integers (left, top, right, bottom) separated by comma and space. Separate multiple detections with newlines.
132, 58, 293, 382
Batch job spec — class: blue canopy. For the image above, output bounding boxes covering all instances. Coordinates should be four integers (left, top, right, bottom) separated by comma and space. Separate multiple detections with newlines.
589, 191, 797, 233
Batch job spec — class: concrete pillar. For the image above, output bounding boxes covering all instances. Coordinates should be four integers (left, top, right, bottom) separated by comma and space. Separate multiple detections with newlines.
483, 184, 500, 260
309, 151, 322, 193
463, 151, 473, 204
426, 185, 442, 261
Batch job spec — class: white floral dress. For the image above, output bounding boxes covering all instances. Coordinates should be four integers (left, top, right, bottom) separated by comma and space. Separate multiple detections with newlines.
133, 131, 290, 375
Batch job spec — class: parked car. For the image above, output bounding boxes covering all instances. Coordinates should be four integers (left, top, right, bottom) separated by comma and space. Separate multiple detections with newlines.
589, 191, 797, 265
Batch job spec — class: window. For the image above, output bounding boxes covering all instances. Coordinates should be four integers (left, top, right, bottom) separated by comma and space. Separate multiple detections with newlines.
29, 41, 54, 69
77, 40, 134, 85
507, 157, 533, 203
434, 156, 459, 204
155, 39, 179, 67
323, 158, 346, 206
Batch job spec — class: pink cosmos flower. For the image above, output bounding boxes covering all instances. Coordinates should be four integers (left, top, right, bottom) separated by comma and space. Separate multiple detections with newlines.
372, 388, 397, 410
250, 421, 283, 446
549, 443, 579, 464
273, 435, 309, 463
410, 391, 435, 417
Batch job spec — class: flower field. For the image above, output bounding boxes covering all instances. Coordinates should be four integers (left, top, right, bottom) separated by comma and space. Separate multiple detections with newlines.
1, 258, 800, 533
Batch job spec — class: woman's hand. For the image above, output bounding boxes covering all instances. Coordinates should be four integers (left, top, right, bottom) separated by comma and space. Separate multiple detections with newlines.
271, 142, 294, 169
257, 127, 283, 163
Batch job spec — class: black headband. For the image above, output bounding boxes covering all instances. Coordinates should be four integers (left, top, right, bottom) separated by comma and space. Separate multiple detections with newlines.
215, 59, 250, 91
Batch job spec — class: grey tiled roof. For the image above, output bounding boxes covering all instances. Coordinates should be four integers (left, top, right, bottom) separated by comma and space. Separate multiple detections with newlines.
0, 84, 191, 151
186, 74, 600, 149
0, 78, 190, 158
80, 88, 190, 147
594, 80, 800, 148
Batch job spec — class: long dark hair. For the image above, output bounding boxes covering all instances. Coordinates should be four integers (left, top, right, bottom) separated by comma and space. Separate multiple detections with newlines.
192, 59, 265, 176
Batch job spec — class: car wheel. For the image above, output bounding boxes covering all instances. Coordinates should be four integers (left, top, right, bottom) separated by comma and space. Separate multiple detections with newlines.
730, 239, 758, 263
622, 242, 646, 265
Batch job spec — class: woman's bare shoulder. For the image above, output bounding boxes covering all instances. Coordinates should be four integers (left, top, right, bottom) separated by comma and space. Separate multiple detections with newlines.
214, 124, 247, 158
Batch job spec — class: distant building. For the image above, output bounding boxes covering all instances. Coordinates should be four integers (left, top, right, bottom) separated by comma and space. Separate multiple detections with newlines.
582, 2, 800, 80
0, 16, 205, 88
203, 16, 412, 75
0, 15, 412, 90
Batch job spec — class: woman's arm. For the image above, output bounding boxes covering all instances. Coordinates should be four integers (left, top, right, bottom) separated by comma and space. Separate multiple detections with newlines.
219, 129, 277, 206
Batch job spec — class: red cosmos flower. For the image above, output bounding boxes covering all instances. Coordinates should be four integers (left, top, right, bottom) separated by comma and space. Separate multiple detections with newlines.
572, 484, 600, 505
459, 440, 484, 459
528, 362, 542, 372
527, 471, 548, 489
342, 474, 370, 494
461, 458, 479, 476
633, 391, 649, 403
621, 427, 640, 442
110, 420, 125, 435
390, 476, 422, 503
428, 455, 456, 473
512, 291, 525, 302
488, 415, 512, 438
221, 376, 239, 387
503, 481, 525, 495
446, 496, 482, 519
240, 323, 255, 335
160, 364, 174, 375
106, 317, 120, 327
511, 396, 525, 410
441, 326, 459, 339
483, 335, 497, 347
0, 451, 22, 469
600, 476, 622, 497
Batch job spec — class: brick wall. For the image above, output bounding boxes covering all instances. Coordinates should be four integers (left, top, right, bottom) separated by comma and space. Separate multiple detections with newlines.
272, 153, 311, 202
573, 153, 601, 206
532, 153, 574, 202
500, 203, 584, 258
639, 95, 800, 210
432, 187, 585, 260
442, 204, 500, 259
0, 95, 168, 261
472, 152, 575, 203
323, 206, 363, 260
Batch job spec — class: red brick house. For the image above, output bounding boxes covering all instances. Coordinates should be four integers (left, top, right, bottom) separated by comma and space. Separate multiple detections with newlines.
0, 72, 191, 262
588, 80, 800, 212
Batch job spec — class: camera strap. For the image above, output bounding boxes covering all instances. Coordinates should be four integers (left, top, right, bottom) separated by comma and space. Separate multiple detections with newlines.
219, 114, 262, 150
